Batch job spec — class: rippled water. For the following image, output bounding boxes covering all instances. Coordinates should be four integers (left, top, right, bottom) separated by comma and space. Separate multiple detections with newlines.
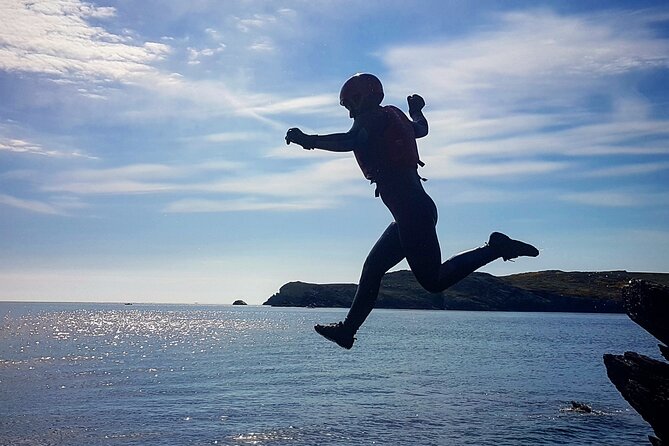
0, 303, 660, 445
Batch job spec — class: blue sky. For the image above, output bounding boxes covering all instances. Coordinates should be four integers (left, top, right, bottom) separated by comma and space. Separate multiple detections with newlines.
1, 0, 668, 304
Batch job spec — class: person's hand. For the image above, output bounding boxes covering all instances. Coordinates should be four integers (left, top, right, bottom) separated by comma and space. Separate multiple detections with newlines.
407, 94, 425, 115
285, 128, 313, 150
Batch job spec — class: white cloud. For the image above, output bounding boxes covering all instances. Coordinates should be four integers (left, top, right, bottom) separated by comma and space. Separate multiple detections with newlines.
187, 43, 226, 65
0, 0, 170, 83
0, 136, 98, 159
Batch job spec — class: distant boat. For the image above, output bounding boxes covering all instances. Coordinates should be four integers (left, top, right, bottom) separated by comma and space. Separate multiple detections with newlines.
124, 303, 133, 306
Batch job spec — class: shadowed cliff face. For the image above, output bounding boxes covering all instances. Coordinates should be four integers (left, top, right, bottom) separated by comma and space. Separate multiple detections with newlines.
264, 270, 669, 312
604, 280, 669, 445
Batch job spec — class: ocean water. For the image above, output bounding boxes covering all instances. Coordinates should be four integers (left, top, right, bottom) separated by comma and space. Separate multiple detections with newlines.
0, 303, 661, 446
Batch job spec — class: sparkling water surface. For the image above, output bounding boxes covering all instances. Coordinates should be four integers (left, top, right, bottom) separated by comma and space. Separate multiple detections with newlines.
0, 303, 660, 445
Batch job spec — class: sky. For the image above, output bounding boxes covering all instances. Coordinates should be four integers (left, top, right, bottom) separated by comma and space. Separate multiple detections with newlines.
1, 0, 668, 304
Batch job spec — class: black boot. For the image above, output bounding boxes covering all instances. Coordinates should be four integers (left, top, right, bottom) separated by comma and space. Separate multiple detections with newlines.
488, 232, 539, 261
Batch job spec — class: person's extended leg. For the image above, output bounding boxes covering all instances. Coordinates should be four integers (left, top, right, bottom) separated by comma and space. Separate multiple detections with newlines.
315, 222, 405, 349
344, 222, 406, 331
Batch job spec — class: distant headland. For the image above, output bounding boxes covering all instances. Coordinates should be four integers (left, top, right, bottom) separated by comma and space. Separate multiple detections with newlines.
263, 270, 669, 313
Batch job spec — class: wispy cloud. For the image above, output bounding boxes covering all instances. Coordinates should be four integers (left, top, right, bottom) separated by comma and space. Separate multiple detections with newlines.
424, 118, 669, 161
164, 197, 334, 213
42, 161, 243, 195
440, 187, 528, 205
0, 136, 98, 159
379, 8, 669, 197
251, 94, 338, 116
560, 190, 669, 207
233, 8, 296, 53
4, 5, 669, 216
585, 162, 669, 178
423, 157, 570, 180
0, 193, 63, 215
35, 157, 367, 213
193, 132, 259, 144
384, 9, 669, 102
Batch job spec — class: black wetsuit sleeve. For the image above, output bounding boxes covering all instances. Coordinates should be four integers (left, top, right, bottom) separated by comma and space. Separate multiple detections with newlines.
305, 121, 367, 152
410, 110, 428, 139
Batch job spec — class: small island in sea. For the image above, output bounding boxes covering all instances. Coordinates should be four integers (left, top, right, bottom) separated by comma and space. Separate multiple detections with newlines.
264, 270, 669, 313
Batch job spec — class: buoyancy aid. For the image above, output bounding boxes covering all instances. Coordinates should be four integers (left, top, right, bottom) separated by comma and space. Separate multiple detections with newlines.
354, 105, 424, 182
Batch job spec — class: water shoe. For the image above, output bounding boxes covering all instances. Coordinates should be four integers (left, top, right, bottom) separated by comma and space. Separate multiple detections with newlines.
314, 322, 355, 349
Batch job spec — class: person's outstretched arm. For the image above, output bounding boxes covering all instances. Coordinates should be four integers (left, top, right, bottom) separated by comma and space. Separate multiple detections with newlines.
285, 122, 366, 152
407, 95, 428, 138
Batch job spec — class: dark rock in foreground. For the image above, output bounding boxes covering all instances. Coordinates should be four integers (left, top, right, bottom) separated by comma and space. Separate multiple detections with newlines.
264, 270, 669, 312
604, 352, 669, 444
232, 300, 247, 305
604, 280, 669, 445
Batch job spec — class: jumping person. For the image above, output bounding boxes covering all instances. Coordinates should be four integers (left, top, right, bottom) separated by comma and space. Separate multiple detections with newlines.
285, 73, 539, 349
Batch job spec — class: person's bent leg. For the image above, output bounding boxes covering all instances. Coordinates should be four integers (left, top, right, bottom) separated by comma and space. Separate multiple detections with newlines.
407, 231, 538, 293
394, 196, 497, 293
406, 236, 497, 292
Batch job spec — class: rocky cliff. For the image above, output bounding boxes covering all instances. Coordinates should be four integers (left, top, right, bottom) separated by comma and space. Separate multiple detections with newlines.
264, 270, 669, 313
604, 280, 669, 445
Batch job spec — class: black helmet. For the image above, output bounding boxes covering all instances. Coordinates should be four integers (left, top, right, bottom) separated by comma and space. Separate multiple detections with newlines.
339, 73, 384, 114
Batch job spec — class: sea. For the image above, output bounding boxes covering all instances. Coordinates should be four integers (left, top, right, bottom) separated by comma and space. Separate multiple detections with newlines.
0, 303, 662, 446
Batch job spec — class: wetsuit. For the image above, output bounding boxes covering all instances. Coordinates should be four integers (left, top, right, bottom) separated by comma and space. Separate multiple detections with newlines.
288, 103, 499, 332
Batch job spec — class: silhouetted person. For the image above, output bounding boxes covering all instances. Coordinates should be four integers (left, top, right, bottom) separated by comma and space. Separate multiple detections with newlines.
286, 73, 539, 349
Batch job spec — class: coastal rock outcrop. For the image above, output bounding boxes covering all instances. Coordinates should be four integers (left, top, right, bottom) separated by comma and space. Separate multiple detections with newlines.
264, 270, 669, 312
604, 280, 669, 445
232, 300, 248, 305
